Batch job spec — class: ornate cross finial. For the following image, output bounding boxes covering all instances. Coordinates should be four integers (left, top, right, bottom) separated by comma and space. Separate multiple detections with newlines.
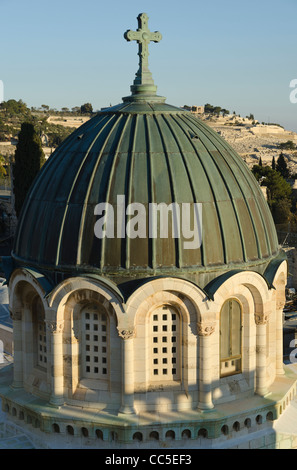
123, 13, 165, 102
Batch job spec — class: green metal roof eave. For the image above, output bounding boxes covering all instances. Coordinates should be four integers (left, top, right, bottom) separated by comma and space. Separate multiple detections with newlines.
21, 267, 54, 297
263, 250, 287, 289
204, 266, 276, 301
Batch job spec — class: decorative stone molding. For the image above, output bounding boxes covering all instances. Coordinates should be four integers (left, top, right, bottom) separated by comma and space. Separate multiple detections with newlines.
10, 310, 22, 321
197, 322, 215, 337
117, 328, 135, 340
276, 299, 286, 311
45, 320, 64, 334
254, 313, 268, 325
72, 289, 94, 303
256, 345, 267, 354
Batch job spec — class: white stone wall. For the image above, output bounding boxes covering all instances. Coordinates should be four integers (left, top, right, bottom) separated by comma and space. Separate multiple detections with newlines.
7, 260, 287, 415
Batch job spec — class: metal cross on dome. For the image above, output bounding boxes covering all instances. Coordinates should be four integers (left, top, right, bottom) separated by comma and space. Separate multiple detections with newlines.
124, 13, 162, 87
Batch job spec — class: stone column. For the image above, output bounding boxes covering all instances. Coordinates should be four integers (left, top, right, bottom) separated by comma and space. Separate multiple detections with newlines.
10, 309, 23, 388
47, 320, 64, 407
197, 322, 215, 411
255, 313, 269, 396
276, 299, 285, 376
118, 328, 135, 414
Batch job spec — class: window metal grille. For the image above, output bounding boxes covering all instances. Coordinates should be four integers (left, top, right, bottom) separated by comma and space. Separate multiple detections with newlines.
82, 309, 108, 379
220, 299, 242, 377
150, 306, 180, 382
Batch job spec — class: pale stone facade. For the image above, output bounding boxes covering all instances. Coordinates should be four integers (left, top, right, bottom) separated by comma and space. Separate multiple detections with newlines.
1, 258, 297, 447
1, 12, 297, 450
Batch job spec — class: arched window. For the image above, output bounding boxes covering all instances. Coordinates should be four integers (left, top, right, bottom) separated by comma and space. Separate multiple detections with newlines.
220, 299, 242, 377
81, 306, 109, 380
150, 305, 181, 383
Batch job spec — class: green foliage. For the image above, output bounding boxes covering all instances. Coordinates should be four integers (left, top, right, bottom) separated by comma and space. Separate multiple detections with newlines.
272, 156, 276, 170
46, 124, 75, 147
0, 155, 8, 178
13, 122, 45, 217
279, 140, 296, 151
204, 103, 229, 116
252, 164, 292, 224
80, 103, 93, 114
276, 153, 290, 179
0, 99, 30, 117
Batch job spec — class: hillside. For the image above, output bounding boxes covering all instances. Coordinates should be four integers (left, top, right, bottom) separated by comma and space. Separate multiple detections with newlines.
1, 103, 297, 174
200, 113, 297, 173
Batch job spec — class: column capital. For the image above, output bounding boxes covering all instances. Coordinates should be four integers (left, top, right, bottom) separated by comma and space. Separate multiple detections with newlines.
10, 310, 22, 321
45, 320, 64, 334
117, 328, 135, 340
254, 313, 268, 325
276, 299, 285, 311
197, 321, 215, 337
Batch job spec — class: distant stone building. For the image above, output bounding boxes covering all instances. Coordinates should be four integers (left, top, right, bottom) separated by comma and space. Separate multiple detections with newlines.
0, 13, 296, 449
182, 105, 205, 114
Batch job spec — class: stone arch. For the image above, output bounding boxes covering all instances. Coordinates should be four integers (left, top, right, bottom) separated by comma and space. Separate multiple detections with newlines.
9, 268, 49, 314
272, 260, 287, 307
208, 271, 273, 402
47, 276, 125, 325
125, 277, 209, 326
8, 268, 50, 395
270, 260, 287, 377
47, 278, 124, 408
125, 277, 208, 411
211, 270, 271, 317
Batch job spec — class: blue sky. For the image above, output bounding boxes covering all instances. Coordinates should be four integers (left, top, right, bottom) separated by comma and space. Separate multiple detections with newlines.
1, 0, 297, 131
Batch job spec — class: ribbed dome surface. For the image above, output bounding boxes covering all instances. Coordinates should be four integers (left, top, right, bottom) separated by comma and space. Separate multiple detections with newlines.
12, 100, 279, 282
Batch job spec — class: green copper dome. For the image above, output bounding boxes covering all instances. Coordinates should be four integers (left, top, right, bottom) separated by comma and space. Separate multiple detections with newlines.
12, 13, 280, 288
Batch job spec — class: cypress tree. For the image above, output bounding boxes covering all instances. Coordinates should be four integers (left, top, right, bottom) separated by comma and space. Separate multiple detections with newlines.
272, 156, 276, 170
276, 152, 290, 179
13, 122, 45, 217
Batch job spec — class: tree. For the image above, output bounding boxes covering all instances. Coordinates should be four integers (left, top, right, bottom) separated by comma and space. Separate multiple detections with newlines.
0, 99, 29, 116
80, 103, 93, 114
272, 156, 276, 170
259, 157, 263, 167
276, 152, 290, 179
279, 140, 296, 151
252, 164, 292, 223
0, 155, 7, 178
13, 122, 45, 217
213, 106, 222, 116
41, 104, 49, 112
